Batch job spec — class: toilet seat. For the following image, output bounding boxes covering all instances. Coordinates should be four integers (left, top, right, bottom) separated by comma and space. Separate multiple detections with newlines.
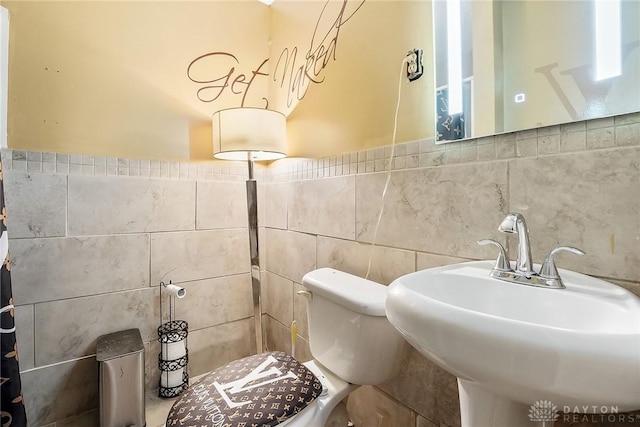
166, 352, 322, 426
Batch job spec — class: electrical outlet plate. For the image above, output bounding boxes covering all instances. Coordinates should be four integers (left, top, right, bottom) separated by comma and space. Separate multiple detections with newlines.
406, 48, 424, 82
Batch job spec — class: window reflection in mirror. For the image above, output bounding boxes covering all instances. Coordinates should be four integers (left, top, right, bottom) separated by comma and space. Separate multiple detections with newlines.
433, 0, 640, 144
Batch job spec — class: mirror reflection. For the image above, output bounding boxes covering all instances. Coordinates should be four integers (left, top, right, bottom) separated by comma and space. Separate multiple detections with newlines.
434, 0, 640, 143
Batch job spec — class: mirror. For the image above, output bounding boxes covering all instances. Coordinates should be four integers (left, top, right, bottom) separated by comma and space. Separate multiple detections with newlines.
433, 0, 640, 143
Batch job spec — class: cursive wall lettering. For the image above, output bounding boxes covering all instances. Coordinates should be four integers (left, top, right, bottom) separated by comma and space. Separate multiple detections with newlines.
187, 52, 270, 108
187, 0, 366, 111
272, 0, 365, 107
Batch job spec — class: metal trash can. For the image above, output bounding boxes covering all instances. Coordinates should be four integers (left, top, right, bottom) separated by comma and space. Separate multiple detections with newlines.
97, 328, 146, 427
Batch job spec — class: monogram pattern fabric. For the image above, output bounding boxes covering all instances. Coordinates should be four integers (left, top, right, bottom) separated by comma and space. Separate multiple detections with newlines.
166, 351, 322, 427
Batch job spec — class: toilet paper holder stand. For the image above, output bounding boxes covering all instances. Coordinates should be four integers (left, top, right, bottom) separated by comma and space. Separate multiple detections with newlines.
158, 280, 189, 398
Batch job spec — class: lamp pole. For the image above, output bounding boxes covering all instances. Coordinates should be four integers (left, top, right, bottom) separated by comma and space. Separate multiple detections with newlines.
246, 156, 263, 354
212, 107, 286, 355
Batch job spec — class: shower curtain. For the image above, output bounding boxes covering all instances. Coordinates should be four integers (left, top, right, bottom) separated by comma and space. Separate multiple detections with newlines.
0, 157, 27, 426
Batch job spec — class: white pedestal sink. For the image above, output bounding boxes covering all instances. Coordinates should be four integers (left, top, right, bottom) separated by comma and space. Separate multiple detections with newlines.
386, 261, 640, 427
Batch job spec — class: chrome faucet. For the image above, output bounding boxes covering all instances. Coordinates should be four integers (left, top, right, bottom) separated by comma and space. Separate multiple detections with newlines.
478, 213, 585, 289
498, 213, 534, 275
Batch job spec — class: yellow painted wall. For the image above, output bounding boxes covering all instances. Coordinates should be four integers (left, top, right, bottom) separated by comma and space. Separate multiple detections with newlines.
269, 0, 433, 159
5, 0, 434, 161
5, 0, 271, 161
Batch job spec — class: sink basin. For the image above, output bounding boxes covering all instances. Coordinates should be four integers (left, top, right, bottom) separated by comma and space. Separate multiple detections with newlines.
386, 261, 640, 427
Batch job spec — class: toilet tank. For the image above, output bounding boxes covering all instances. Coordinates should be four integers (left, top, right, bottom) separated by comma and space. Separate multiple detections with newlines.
302, 268, 407, 385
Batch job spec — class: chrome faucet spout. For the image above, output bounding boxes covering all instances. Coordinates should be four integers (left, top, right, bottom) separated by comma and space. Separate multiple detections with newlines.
480, 213, 584, 289
498, 213, 534, 275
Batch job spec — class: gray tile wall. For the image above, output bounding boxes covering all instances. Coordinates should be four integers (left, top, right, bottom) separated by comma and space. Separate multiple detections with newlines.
2, 153, 257, 426
261, 112, 640, 427
4, 111, 639, 426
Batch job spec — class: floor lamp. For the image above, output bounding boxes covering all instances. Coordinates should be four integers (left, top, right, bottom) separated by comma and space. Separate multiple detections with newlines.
212, 107, 287, 354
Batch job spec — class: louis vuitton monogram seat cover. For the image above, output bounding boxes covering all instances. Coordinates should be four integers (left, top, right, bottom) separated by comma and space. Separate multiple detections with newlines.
166, 351, 323, 427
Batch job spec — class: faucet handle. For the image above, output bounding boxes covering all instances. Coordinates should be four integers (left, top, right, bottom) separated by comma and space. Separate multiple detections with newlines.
539, 246, 586, 279
477, 239, 511, 271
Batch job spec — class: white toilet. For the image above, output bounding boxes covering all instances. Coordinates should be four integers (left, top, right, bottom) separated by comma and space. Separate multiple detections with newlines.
165, 268, 407, 427
285, 267, 408, 426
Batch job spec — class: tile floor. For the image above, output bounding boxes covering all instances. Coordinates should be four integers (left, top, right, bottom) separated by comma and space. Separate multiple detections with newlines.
143, 371, 213, 427
46, 390, 177, 427
144, 391, 177, 427
48, 373, 207, 427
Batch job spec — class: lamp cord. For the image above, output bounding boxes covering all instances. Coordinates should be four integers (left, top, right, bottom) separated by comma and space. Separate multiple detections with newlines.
365, 56, 410, 280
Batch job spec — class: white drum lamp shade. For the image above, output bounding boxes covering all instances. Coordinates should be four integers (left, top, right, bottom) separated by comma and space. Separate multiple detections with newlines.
212, 107, 287, 161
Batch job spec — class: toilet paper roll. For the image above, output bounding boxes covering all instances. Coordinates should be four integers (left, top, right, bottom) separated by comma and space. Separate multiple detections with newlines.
164, 284, 186, 298
161, 339, 187, 360
160, 368, 184, 388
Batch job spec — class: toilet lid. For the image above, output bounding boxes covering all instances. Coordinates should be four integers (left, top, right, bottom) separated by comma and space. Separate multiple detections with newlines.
166, 351, 322, 427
